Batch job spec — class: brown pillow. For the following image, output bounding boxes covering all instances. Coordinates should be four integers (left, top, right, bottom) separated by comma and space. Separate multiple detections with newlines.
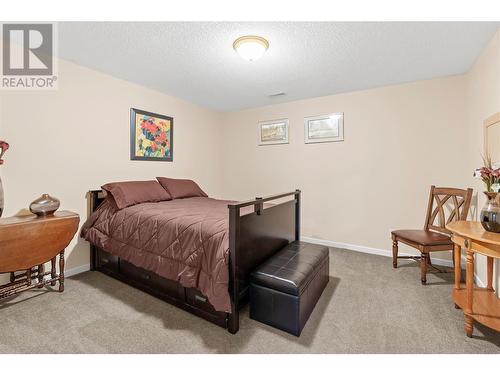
101, 180, 171, 209
156, 177, 208, 199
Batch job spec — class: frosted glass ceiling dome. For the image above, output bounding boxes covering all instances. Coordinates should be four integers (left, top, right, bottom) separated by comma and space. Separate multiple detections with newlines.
233, 35, 269, 61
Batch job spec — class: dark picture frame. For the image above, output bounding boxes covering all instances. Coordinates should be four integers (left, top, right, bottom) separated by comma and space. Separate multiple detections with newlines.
130, 108, 173, 161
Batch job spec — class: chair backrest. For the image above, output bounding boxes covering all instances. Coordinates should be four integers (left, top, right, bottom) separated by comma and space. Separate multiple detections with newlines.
424, 186, 473, 235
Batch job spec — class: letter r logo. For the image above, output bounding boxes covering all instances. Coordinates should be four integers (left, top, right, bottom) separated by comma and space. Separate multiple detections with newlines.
2, 24, 53, 76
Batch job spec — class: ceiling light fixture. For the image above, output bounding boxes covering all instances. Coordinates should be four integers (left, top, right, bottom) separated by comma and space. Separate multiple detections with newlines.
233, 35, 269, 61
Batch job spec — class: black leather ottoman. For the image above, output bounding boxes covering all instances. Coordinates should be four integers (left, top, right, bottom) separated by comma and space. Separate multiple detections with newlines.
249, 241, 329, 336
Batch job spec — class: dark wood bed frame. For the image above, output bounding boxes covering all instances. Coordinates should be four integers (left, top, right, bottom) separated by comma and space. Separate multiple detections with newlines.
86, 189, 301, 334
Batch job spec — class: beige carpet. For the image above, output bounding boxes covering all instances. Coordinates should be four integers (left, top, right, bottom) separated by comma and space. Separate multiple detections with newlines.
1, 248, 499, 354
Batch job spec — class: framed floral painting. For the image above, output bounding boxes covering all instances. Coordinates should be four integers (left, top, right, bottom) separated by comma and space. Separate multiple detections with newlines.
130, 108, 173, 161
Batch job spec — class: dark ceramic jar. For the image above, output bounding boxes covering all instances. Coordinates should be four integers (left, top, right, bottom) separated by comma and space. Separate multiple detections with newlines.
480, 192, 500, 233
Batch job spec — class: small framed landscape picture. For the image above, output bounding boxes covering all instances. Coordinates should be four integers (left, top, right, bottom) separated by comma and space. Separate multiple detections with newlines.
258, 119, 289, 146
130, 108, 173, 161
304, 113, 344, 144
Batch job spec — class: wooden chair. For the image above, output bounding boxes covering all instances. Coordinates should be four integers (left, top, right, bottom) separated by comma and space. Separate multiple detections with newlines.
391, 186, 473, 284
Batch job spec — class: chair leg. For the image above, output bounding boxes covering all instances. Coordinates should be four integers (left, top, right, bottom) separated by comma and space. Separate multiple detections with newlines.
421, 253, 428, 284
392, 239, 398, 268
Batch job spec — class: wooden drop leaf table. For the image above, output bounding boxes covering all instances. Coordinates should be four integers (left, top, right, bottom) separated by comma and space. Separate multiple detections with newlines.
447, 221, 500, 337
0, 210, 79, 299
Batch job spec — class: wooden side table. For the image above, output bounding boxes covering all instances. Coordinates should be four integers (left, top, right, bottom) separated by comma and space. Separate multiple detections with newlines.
0, 211, 79, 299
447, 221, 500, 337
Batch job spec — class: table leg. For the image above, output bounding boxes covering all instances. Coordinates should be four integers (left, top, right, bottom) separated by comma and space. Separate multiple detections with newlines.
486, 256, 494, 292
465, 248, 474, 337
50, 257, 56, 286
454, 244, 461, 309
454, 244, 461, 289
37, 264, 44, 288
10, 272, 15, 283
26, 268, 31, 286
59, 250, 65, 292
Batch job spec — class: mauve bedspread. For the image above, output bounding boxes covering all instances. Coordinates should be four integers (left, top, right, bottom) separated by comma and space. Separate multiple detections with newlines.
81, 196, 236, 312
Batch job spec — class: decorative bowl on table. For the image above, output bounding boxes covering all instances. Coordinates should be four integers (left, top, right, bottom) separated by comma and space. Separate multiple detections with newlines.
29, 194, 60, 216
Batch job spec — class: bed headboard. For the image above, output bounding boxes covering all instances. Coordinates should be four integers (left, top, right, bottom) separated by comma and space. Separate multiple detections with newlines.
86, 189, 106, 217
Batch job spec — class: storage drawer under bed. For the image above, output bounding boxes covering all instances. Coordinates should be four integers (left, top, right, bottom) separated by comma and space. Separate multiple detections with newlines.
185, 287, 219, 314
119, 259, 184, 300
96, 249, 119, 272
93, 247, 227, 327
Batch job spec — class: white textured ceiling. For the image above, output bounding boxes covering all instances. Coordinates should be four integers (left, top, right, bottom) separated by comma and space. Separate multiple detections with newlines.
58, 22, 499, 112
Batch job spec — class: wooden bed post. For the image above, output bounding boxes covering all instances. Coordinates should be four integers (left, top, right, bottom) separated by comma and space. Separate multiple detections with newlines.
87, 190, 103, 271
227, 204, 240, 334
295, 189, 301, 241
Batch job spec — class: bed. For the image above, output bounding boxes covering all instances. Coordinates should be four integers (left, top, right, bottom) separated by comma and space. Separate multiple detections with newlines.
82, 185, 300, 334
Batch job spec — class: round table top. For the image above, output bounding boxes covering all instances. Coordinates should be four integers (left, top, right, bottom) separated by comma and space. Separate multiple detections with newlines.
446, 221, 500, 246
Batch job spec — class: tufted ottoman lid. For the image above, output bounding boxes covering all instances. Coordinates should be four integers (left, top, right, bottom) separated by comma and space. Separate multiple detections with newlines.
250, 241, 329, 296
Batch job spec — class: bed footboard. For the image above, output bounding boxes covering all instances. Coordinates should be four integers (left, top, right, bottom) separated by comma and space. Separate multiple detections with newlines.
227, 190, 301, 333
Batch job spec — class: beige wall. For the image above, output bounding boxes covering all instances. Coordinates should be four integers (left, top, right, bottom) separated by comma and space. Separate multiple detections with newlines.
220, 76, 469, 263
0, 57, 224, 281
465, 30, 500, 291
220, 28, 500, 286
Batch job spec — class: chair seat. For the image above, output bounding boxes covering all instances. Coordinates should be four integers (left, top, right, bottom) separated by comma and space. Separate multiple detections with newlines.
391, 229, 452, 246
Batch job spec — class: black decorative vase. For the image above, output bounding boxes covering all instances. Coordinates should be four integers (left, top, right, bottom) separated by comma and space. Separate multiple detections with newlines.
480, 192, 500, 233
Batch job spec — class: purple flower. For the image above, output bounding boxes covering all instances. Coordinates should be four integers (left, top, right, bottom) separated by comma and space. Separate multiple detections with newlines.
479, 167, 493, 178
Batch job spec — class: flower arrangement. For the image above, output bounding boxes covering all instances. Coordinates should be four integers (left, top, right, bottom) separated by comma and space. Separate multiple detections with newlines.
474, 154, 500, 192
0, 140, 9, 166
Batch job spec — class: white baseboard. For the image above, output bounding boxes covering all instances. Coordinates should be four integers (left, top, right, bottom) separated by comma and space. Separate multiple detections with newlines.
61, 240, 488, 287
474, 274, 485, 287
301, 236, 493, 286
302, 236, 454, 268
65, 264, 90, 277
